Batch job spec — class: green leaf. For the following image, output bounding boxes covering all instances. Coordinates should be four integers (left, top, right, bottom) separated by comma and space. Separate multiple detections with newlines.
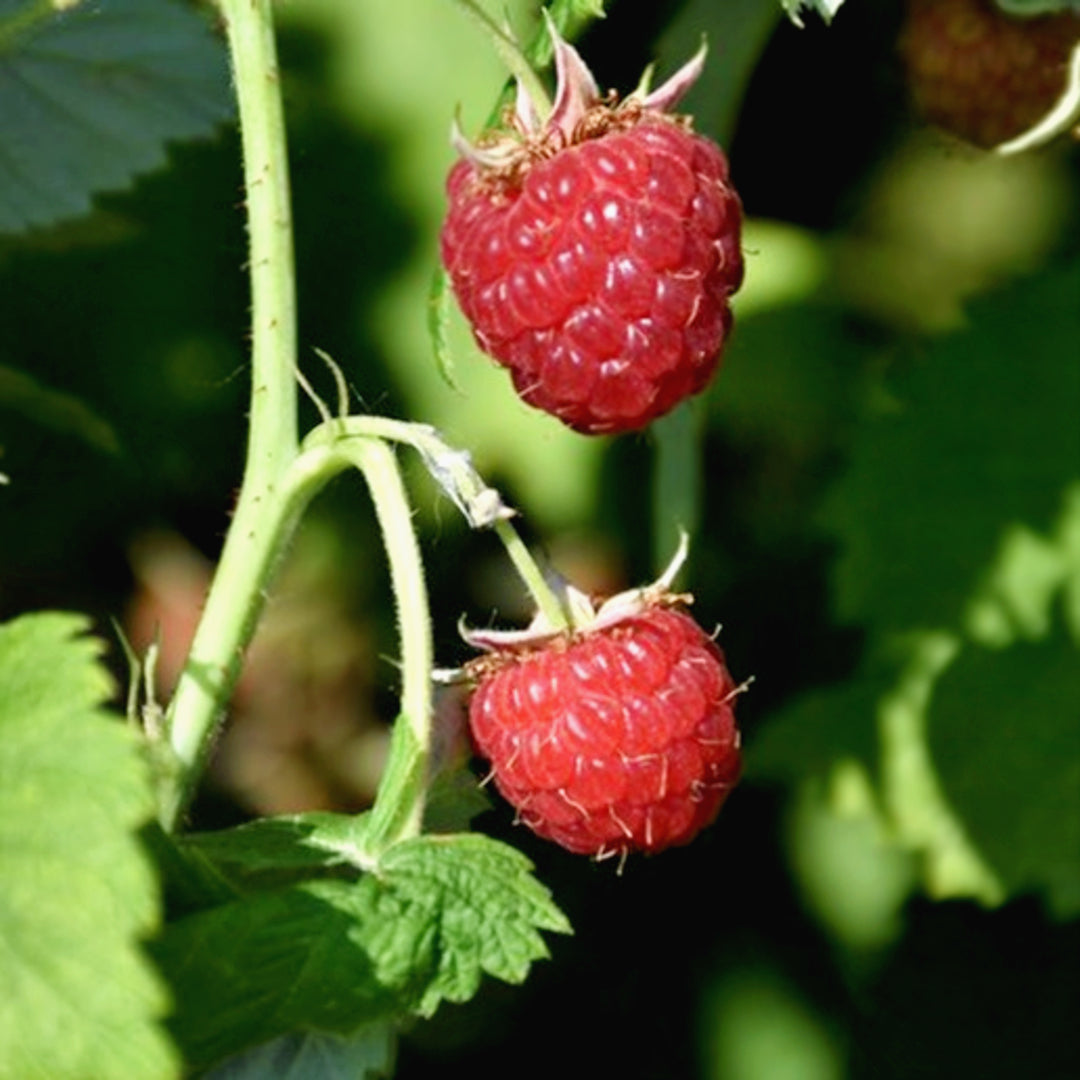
427, 266, 459, 391
827, 262, 1080, 632
965, 483, 1080, 646
0, 0, 232, 235
155, 833, 569, 1071
759, 485, 1080, 918
753, 632, 1004, 907
182, 812, 374, 892
379, 832, 571, 1014
205, 1025, 396, 1080
0, 612, 177, 1079
528, 0, 607, 65
929, 620, 1080, 919
873, 633, 1003, 904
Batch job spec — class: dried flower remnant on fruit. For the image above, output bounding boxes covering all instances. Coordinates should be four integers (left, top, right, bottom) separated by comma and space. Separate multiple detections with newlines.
462, 574, 743, 859
898, 0, 1080, 149
440, 23, 744, 434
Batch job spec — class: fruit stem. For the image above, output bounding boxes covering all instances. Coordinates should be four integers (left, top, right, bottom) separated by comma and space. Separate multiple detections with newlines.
491, 517, 571, 632
652, 404, 703, 577
302, 417, 571, 632
160, 0, 300, 829
451, 0, 553, 118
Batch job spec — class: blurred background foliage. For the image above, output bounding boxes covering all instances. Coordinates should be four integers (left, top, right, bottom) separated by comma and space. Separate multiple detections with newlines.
1, 0, 1078, 1076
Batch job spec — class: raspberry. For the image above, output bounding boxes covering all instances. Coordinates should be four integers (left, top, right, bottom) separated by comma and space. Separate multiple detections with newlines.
898, 0, 1080, 149
465, 600, 741, 859
440, 25, 743, 434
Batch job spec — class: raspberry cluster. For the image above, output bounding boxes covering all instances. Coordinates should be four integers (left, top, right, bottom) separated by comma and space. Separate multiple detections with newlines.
445, 26, 745, 864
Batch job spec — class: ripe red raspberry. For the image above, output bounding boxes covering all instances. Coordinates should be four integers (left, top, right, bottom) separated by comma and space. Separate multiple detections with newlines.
898, 0, 1080, 149
440, 26, 743, 435
465, 594, 741, 859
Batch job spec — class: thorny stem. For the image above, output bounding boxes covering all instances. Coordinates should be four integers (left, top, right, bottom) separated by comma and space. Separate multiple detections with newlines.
324, 437, 434, 847
161, 0, 299, 829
